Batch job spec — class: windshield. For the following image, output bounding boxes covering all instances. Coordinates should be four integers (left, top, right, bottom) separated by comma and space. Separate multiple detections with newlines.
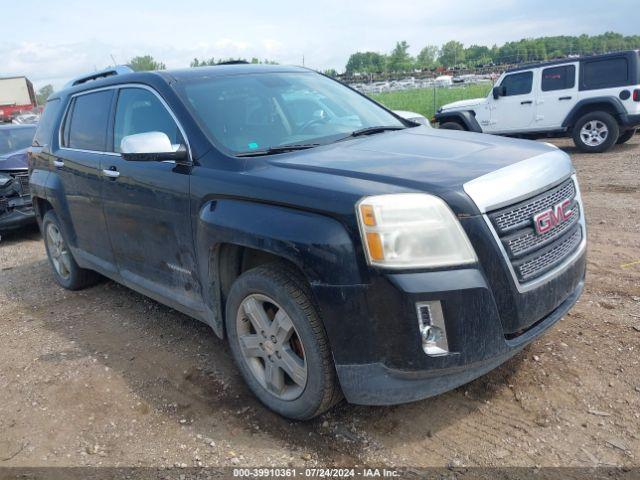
175, 72, 404, 155
0, 127, 36, 155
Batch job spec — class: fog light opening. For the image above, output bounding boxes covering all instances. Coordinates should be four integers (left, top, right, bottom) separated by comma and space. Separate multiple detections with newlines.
416, 301, 449, 356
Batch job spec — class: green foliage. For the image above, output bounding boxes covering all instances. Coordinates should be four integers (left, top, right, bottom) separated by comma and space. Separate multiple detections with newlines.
371, 83, 492, 119
323, 68, 338, 77
343, 32, 640, 74
129, 55, 166, 72
36, 84, 54, 105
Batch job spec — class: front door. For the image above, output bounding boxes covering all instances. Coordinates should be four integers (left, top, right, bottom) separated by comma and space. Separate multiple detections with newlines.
56, 89, 117, 273
488, 70, 537, 133
101, 87, 200, 309
535, 63, 578, 130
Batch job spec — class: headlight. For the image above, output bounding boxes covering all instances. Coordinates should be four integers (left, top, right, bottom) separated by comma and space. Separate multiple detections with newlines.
356, 193, 477, 269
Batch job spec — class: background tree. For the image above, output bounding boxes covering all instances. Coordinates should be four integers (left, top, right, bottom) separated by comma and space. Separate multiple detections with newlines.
129, 55, 166, 71
345, 51, 387, 74
416, 45, 438, 70
439, 41, 465, 68
36, 84, 54, 105
387, 41, 414, 72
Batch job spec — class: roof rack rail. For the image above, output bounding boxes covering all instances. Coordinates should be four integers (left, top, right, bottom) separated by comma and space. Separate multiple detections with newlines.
216, 60, 250, 65
64, 65, 134, 89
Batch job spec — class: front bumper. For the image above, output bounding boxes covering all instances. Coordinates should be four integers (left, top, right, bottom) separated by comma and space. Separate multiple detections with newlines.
0, 195, 36, 230
312, 248, 586, 406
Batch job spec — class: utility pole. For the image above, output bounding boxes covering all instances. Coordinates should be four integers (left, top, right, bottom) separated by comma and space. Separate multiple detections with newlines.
302, 55, 305, 67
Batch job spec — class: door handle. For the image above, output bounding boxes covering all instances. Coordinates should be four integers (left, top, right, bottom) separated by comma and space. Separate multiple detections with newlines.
102, 168, 120, 179
520, 100, 533, 105
559, 96, 572, 100
53, 160, 64, 168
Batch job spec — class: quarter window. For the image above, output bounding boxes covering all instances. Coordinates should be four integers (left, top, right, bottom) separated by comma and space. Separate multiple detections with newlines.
113, 88, 182, 153
500, 71, 533, 96
65, 90, 113, 151
541, 65, 576, 91
582, 57, 629, 90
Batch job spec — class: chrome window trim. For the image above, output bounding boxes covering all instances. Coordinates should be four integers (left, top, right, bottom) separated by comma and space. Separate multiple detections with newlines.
57, 84, 192, 163
463, 150, 574, 213
480, 174, 586, 293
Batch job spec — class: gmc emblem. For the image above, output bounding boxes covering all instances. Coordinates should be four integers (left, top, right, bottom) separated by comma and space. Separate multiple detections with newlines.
533, 199, 573, 235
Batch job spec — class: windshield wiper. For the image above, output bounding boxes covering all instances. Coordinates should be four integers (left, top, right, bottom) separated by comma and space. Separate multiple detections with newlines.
348, 125, 406, 138
235, 143, 321, 157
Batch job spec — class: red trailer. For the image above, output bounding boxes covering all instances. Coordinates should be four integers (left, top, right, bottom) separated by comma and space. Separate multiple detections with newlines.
0, 76, 37, 122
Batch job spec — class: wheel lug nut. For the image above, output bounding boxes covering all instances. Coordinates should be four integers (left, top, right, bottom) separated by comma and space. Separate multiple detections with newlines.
270, 335, 277, 343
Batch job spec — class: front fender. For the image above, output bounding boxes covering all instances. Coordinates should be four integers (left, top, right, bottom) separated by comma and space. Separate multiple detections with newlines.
434, 110, 482, 132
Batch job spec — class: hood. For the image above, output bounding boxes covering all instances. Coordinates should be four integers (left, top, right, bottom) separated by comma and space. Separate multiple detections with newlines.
440, 97, 486, 111
267, 126, 565, 214
0, 148, 28, 171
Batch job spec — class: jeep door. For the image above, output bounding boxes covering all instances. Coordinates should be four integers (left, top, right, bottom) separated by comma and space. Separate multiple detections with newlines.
535, 63, 578, 129
489, 70, 537, 133
100, 87, 199, 309
56, 89, 117, 273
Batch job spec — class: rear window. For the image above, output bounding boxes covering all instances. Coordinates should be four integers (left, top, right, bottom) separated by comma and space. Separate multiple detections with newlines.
582, 57, 629, 90
64, 90, 113, 151
500, 71, 533, 96
33, 98, 61, 147
541, 65, 576, 91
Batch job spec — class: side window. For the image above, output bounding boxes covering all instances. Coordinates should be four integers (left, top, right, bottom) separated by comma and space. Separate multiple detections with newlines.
65, 90, 113, 151
113, 88, 182, 153
33, 98, 61, 147
582, 58, 629, 90
541, 65, 576, 91
500, 71, 533, 96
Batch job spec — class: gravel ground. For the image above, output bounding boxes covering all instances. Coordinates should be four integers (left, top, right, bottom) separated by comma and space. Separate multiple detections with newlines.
0, 137, 639, 469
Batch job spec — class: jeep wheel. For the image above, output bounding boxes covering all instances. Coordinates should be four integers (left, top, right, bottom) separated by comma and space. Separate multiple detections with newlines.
616, 128, 636, 145
225, 263, 341, 420
42, 210, 99, 290
572, 112, 619, 153
439, 121, 465, 131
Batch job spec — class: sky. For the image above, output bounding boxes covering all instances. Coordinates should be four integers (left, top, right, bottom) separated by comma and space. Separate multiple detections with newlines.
1, 0, 637, 90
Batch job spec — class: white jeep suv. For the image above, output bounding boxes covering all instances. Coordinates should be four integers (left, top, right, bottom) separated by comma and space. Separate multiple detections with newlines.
434, 50, 640, 152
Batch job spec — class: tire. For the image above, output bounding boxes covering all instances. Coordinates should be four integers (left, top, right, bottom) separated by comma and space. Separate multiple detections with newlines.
572, 111, 619, 153
439, 121, 465, 131
616, 128, 636, 144
42, 210, 99, 290
225, 262, 341, 420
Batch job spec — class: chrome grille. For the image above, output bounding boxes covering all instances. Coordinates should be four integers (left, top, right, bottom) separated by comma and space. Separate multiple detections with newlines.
514, 228, 583, 282
490, 180, 575, 234
14, 174, 30, 196
488, 178, 583, 284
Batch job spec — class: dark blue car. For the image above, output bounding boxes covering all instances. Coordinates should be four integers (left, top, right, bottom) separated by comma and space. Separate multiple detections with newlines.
0, 124, 37, 231
29, 65, 586, 420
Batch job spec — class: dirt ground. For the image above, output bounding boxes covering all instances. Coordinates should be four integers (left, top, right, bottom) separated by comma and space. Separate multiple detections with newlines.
0, 137, 639, 469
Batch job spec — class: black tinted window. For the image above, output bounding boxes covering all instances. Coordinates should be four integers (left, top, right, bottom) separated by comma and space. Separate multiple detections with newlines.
582, 58, 629, 90
33, 99, 61, 147
500, 71, 533, 96
66, 90, 113, 151
541, 65, 576, 91
113, 88, 182, 152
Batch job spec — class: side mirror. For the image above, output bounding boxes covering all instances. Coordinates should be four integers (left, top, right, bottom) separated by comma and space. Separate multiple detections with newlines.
120, 132, 189, 163
492, 86, 506, 100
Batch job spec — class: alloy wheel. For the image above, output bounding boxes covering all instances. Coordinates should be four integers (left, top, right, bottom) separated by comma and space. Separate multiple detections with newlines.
47, 223, 72, 279
580, 120, 609, 146
236, 294, 307, 401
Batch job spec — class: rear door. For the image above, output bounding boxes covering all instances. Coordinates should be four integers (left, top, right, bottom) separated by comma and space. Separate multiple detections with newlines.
489, 70, 537, 133
101, 86, 199, 309
55, 89, 117, 273
535, 63, 578, 129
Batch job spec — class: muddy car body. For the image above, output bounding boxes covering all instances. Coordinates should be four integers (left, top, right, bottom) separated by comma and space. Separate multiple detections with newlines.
29, 65, 586, 419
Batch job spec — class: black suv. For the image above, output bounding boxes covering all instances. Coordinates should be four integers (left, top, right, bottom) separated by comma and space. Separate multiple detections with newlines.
29, 64, 586, 420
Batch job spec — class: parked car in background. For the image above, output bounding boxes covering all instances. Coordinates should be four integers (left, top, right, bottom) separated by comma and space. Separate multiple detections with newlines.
0, 124, 37, 230
30, 64, 585, 419
435, 50, 640, 152
0, 76, 37, 123
12, 112, 40, 125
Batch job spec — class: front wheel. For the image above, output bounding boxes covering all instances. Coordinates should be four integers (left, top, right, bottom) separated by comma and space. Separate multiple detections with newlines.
225, 263, 341, 420
616, 128, 636, 144
572, 112, 619, 153
439, 121, 465, 131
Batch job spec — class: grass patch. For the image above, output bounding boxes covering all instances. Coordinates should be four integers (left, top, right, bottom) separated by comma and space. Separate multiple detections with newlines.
371, 83, 493, 119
